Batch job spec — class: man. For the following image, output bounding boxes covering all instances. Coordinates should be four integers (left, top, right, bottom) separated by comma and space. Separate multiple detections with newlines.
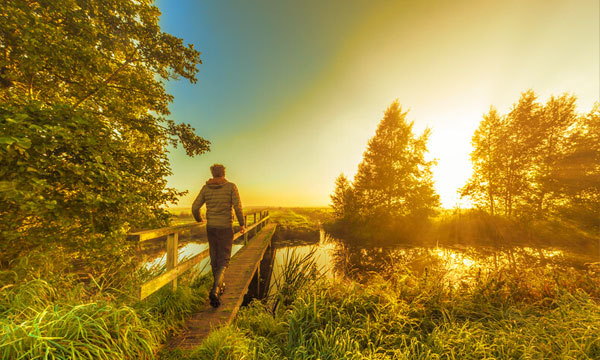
192, 164, 245, 307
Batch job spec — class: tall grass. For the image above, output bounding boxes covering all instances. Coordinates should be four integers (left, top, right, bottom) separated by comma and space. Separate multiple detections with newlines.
269, 248, 323, 313
0, 264, 212, 359
166, 256, 600, 359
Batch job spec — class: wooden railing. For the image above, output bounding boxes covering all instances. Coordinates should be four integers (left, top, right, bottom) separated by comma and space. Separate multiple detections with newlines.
128, 210, 270, 300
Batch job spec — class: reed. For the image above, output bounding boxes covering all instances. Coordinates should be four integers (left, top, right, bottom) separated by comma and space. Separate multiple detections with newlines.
269, 247, 323, 313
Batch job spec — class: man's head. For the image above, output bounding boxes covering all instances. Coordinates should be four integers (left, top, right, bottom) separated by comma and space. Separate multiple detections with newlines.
210, 164, 226, 178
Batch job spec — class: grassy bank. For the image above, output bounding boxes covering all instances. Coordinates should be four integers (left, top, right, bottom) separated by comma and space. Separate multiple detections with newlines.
0, 266, 212, 359
160, 256, 600, 359
269, 208, 332, 243
324, 209, 600, 256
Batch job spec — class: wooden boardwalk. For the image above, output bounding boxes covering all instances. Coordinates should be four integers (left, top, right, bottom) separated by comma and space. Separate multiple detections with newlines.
166, 223, 277, 350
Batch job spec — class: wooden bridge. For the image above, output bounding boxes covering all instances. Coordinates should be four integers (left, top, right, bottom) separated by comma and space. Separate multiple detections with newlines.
128, 210, 277, 350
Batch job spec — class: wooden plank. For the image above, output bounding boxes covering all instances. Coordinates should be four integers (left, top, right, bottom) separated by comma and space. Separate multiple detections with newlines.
139, 249, 209, 300
128, 222, 205, 242
166, 224, 277, 350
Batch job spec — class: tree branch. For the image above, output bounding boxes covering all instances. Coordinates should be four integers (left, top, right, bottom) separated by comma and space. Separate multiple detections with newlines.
73, 52, 136, 110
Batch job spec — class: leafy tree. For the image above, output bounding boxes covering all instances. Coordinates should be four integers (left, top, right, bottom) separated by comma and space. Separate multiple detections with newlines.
0, 0, 209, 271
464, 90, 544, 217
555, 103, 600, 229
530, 94, 578, 216
500, 90, 542, 217
461, 106, 503, 215
463, 90, 598, 230
352, 101, 439, 219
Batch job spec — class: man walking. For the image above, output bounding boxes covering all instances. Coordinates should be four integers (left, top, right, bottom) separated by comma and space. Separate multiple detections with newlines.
192, 164, 245, 307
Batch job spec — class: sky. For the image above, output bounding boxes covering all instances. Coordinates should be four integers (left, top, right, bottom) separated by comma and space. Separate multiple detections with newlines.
157, 0, 599, 209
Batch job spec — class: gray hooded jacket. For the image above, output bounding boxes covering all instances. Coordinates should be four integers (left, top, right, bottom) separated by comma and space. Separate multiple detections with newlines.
191, 178, 245, 228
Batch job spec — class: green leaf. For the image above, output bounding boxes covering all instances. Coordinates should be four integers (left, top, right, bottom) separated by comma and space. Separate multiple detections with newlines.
0, 181, 16, 192
0, 137, 16, 145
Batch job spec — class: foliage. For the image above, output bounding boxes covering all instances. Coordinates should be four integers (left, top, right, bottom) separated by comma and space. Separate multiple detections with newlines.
460, 106, 504, 215
160, 259, 600, 359
0, 269, 212, 359
462, 90, 599, 228
0, 0, 209, 271
556, 103, 600, 230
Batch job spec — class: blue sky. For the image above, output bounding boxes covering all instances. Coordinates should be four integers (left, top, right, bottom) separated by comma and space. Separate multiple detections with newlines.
156, 0, 600, 208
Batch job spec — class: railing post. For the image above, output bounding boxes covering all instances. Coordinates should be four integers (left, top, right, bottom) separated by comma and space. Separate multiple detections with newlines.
254, 212, 257, 225
258, 211, 262, 231
166, 231, 178, 291
243, 215, 248, 244
256, 263, 261, 293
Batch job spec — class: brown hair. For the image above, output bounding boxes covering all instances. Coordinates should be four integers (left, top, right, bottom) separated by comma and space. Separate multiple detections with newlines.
210, 164, 226, 178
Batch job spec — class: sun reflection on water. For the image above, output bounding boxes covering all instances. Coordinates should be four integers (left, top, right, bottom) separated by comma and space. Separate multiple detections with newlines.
144, 242, 243, 274
141, 230, 592, 291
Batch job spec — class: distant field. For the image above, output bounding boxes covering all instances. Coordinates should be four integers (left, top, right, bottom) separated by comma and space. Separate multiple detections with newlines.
166, 207, 333, 228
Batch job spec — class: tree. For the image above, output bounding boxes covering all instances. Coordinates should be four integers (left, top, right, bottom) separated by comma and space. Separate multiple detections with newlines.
463, 91, 598, 229
0, 0, 209, 271
555, 102, 600, 229
465, 90, 543, 217
330, 173, 355, 219
461, 106, 503, 215
352, 101, 439, 219
500, 90, 542, 217
530, 94, 578, 216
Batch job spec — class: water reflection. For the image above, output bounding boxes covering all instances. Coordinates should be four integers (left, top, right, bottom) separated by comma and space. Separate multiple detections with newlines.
272, 230, 599, 285
143, 242, 243, 274
141, 226, 599, 293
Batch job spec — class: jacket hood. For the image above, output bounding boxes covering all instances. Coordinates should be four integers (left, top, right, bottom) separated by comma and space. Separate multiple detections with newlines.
206, 177, 228, 189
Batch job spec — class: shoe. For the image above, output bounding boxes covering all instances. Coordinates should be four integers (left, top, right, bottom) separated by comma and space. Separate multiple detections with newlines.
210, 266, 227, 308
209, 292, 220, 308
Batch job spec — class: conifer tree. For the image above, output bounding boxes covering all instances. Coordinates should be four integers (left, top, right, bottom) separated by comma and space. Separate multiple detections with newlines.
330, 174, 355, 219
352, 101, 439, 219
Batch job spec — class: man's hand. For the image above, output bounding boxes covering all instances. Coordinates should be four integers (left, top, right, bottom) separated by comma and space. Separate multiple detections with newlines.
240, 226, 246, 234
192, 210, 202, 223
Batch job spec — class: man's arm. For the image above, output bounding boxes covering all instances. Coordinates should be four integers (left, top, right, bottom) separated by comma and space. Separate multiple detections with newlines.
191, 187, 205, 222
232, 184, 245, 227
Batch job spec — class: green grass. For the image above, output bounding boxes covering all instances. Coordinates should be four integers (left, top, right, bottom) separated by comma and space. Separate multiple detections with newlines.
0, 267, 212, 359
159, 255, 600, 359
269, 207, 332, 243
269, 207, 332, 230
5, 206, 598, 359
